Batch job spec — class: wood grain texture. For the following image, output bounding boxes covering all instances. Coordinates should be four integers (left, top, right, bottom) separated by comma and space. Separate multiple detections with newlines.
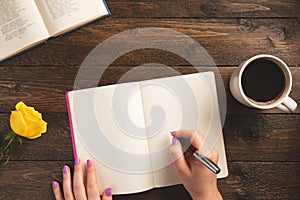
0, 18, 299, 66
220, 162, 300, 200
107, 0, 300, 18
224, 114, 300, 162
0, 161, 299, 200
0, 66, 299, 113
0, 0, 299, 199
0, 113, 298, 162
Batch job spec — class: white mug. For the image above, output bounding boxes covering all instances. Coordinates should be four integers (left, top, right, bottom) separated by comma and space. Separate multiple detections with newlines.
229, 54, 297, 113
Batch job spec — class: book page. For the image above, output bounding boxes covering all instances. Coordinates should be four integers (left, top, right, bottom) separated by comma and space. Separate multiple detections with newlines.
67, 82, 154, 194
0, 0, 50, 61
139, 72, 228, 187
35, 0, 109, 36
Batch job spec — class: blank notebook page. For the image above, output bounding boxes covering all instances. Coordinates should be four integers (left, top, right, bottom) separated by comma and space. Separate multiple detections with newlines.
66, 71, 228, 194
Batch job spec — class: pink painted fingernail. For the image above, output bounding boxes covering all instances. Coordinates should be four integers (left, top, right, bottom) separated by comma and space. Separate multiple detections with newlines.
63, 165, 68, 174
52, 181, 57, 189
106, 187, 112, 196
87, 159, 92, 168
172, 137, 178, 145
75, 157, 80, 165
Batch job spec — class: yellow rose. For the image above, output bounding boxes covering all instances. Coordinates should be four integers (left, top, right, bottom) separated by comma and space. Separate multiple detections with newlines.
10, 102, 47, 139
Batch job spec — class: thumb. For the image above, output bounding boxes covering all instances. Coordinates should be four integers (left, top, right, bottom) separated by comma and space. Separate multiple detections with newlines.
169, 137, 192, 179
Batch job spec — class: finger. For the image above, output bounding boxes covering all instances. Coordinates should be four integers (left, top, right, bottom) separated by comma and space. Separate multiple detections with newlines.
73, 158, 87, 200
86, 159, 100, 200
63, 165, 75, 200
172, 130, 219, 166
171, 130, 215, 156
52, 181, 64, 200
169, 137, 192, 179
206, 147, 219, 163
171, 130, 203, 150
102, 187, 113, 200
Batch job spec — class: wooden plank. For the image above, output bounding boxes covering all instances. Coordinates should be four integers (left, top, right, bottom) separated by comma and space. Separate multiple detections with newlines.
0, 113, 299, 162
224, 114, 300, 162
0, 18, 299, 66
107, 0, 300, 18
66, 18, 300, 66
0, 40, 69, 66
0, 161, 299, 199
219, 162, 300, 199
0, 66, 299, 114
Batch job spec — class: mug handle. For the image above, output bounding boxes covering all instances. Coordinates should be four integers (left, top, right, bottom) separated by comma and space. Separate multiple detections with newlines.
276, 96, 298, 113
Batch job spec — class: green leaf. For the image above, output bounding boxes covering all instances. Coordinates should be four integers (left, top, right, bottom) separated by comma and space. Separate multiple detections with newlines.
5, 132, 16, 140
17, 137, 23, 145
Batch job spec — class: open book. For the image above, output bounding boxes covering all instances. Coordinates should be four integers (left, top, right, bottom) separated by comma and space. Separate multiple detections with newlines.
0, 0, 109, 61
66, 72, 228, 195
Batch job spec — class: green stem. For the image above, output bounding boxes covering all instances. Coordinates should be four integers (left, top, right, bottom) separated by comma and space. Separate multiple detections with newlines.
0, 132, 21, 164
4, 134, 16, 153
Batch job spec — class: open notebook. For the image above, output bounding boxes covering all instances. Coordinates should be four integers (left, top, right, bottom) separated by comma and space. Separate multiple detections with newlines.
66, 72, 228, 195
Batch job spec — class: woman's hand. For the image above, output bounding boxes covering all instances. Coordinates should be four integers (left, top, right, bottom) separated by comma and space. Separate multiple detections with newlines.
52, 159, 112, 200
169, 130, 222, 200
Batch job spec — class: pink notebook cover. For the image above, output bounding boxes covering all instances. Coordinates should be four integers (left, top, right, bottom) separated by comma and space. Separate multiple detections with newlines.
65, 91, 78, 160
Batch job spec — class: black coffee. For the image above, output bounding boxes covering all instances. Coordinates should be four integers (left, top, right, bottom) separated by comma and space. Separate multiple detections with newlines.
241, 58, 286, 103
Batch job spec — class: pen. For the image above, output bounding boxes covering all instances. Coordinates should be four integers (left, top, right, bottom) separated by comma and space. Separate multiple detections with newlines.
177, 138, 221, 174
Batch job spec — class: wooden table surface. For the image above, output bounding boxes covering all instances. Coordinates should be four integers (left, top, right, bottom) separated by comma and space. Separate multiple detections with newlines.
0, 0, 299, 199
